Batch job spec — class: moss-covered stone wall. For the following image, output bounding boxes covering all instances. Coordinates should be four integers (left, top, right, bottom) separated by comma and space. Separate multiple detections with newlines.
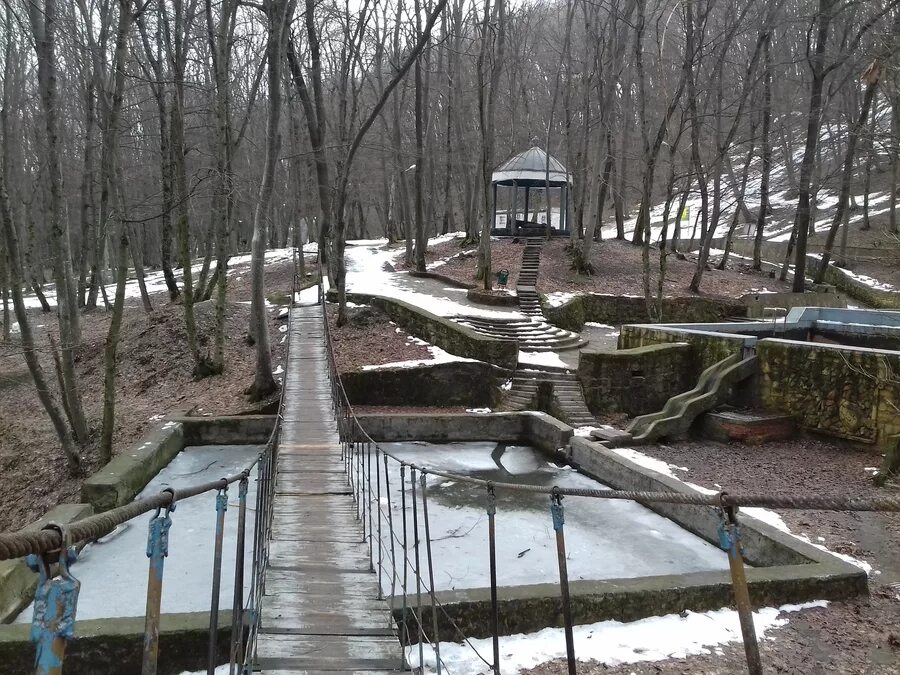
618, 325, 746, 372
758, 339, 900, 447
545, 293, 745, 331
577, 343, 693, 416
812, 257, 900, 310
342, 362, 507, 407
344, 293, 518, 369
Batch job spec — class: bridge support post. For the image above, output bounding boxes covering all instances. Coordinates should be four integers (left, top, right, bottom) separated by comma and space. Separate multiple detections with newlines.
376, 446, 384, 599
229, 478, 249, 674
486, 485, 500, 675
207, 488, 228, 675
551, 490, 576, 675
718, 503, 762, 675
420, 471, 442, 675
142, 492, 175, 675
410, 469, 425, 674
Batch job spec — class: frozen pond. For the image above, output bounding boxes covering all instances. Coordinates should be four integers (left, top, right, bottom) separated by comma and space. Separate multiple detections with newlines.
16, 445, 260, 622
376, 442, 730, 593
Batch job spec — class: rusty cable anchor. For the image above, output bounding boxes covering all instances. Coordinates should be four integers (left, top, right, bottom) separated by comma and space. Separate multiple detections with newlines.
26, 522, 80, 675
142, 488, 176, 675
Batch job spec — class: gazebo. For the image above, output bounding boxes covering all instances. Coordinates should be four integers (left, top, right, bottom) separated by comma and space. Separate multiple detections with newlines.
490, 146, 571, 236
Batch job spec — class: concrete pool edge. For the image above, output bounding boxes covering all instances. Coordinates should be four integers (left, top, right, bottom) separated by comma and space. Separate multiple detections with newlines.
359, 412, 868, 637
0, 610, 239, 675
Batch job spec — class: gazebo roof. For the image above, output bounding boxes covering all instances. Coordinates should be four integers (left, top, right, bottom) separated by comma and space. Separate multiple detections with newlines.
492, 146, 571, 186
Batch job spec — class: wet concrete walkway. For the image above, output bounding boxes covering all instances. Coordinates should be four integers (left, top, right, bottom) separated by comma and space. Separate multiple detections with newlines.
255, 304, 403, 674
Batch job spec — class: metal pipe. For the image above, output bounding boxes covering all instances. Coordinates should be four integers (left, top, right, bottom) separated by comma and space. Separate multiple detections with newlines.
385, 455, 398, 612
399, 465, 410, 651
376, 446, 384, 599
721, 505, 762, 675
410, 469, 425, 674
229, 478, 249, 674
420, 472, 442, 675
367, 442, 374, 570
141, 498, 174, 675
487, 485, 500, 675
551, 491, 576, 675
207, 488, 228, 675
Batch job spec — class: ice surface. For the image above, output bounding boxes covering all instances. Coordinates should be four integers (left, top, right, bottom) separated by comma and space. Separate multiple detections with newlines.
15, 445, 260, 622
375, 442, 729, 593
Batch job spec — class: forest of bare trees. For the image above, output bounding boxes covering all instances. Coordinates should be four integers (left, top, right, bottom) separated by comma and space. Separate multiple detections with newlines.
1, 0, 899, 472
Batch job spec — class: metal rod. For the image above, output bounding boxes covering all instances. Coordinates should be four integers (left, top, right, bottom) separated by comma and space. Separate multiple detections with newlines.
376, 446, 384, 600
487, 485, 500, 675
722, 506, 762, 675
410, 469, 425, 675
229, 478, 249, 675
385, 455, 398, 613
551, 491, 576, 675
141, 503, 173, 675
420, 472, 442, 675
400, 465, 410, 652
367, 442, 374, 570
207, 488, 228, 675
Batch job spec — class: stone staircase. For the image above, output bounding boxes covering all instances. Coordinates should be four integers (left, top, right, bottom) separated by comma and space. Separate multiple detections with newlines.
517, 238, 544, 317
626, 353, 759, 444
498, 368, 596, 427
455, 315, 586, 352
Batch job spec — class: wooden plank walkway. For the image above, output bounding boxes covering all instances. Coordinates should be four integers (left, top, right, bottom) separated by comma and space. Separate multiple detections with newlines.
256, 305, 405, 675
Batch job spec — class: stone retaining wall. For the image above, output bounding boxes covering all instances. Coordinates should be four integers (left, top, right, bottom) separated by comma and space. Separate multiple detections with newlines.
758, 339, 900, 447
577, 343, 692, 416
545, 293, 744, 332
811, 259, 900, 310
357, 412, 573, 455
344, 293, 518, 369
0, 611, 235, 674
342, 362, 507, 408
618, 324, 748, 372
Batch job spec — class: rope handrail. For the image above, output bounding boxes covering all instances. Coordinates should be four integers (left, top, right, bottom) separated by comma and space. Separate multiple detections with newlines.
316, 270, 900, 515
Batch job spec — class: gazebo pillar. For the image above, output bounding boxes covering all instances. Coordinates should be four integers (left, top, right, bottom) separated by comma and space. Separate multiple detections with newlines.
562, 185, 569, 233
524, 187, 530, 224
512, 181, 518, 233
492, 182, 498, 230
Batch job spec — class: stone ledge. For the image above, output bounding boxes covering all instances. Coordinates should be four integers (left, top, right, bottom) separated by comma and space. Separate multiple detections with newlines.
80, 417, 185, 513
0, 611, 236, 675
0, 503, 94, 623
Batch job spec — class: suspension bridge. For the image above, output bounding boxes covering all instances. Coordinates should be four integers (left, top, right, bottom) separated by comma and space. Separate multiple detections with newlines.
1, 259, 899, 675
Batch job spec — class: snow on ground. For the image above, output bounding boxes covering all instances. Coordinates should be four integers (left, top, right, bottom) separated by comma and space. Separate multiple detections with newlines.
407, 601, 829, 675
361, 343, 478, 371
545, 291, 576, 308
837, 266, 896, 291
518, 351, 570, 369
344, 242, 524, 319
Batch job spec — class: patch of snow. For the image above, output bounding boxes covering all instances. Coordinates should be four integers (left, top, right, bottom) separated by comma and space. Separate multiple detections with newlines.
742, 507, 873, 574
518, 351, 569, 369
466, 408, 492, 414
361, 344, 479, 371
501, 379, 513, 391
584, 322, 615, 329
272, 365, 284, 376
407, 601, 829, 674
574, 426, 599, 437
545, 291, 577, 308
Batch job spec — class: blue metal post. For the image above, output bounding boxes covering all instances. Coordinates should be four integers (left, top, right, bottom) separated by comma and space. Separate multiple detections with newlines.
208, 488, 228, 674
551, 491, 576, 675
718, 506, 762, 675
26, 527, 80, 675
142, 499, 174, 675
230, 478, 249, 674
